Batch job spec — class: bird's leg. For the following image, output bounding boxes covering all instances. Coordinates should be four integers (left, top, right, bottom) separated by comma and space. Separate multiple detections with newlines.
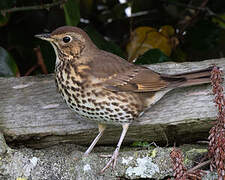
101, 123, 129, 173
84, 123, 106, 156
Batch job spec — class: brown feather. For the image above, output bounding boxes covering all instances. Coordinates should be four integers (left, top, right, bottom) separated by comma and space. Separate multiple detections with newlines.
87, 51, 212, 92
87, 51, 183, 92
36, 26, 214, 172
50, 26, 212, 93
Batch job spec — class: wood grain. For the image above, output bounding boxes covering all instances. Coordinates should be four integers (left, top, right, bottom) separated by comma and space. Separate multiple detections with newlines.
0, 58, 224, 148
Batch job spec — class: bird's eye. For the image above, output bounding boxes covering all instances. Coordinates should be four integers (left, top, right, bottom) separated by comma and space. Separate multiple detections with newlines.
63, 36, 71, 43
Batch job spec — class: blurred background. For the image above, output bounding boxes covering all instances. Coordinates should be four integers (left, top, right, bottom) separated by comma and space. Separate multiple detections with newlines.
0, 0, 224, 77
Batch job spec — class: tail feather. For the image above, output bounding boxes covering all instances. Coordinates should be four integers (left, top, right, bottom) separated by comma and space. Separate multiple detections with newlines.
174, 66, 213, 87
171, 66, 213, 79
161, 66, 214, 88
180, 77, 211, 87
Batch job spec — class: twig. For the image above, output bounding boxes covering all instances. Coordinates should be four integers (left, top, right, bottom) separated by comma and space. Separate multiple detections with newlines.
206, 8, 225, 25
187, 159, 211, 173
34, 46, 48, 75
24, 64, 39, 76
1, 0, 67, 15
177, 0, 209, 37
162, 0, 225, 25
162, 0, 208, 11
25, 46, 48, 76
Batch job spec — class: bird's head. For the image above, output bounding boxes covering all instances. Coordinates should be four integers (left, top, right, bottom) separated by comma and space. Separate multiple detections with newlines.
35, 26, 96, 62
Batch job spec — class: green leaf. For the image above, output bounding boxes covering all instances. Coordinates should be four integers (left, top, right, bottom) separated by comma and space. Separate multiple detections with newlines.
63, 0, 80, 26
212, 14, 225, 29
0, 47, 19, 77
84, 26, 125, 58
131, 141, 151, 147
0, 13, 10, 27
134, 48, 171, 65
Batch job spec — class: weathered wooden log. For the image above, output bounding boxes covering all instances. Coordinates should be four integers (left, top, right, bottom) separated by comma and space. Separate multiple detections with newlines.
0, 58, 224, 148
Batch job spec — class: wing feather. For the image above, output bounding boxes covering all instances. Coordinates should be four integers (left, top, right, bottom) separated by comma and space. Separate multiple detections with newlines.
88, 50, 175, 92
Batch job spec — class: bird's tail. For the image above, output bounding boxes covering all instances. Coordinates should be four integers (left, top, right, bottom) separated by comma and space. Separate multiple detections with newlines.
162, 66, 214, 88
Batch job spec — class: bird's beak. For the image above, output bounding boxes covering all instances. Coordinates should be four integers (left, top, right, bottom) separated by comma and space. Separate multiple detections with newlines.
35, 33, 53, 41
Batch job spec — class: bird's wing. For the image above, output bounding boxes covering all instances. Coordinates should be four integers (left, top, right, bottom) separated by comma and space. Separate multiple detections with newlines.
89, 50, 183, 92
102, 67, 170, 92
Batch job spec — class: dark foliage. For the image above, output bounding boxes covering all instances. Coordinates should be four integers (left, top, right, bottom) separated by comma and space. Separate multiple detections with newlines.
0, 0, 224, 76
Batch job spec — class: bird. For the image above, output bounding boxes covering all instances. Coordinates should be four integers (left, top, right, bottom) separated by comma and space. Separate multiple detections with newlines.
35, 26, 212, 172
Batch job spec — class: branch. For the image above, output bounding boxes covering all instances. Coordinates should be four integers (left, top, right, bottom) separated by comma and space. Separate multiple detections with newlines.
170, 1, 225, 25
176, 0, 209, 37
161, 0, 208, 11
206, 8, 225, 25
162, 0, 225, 30
0, 58, 224, 148
34, 46, 48, 75
1, 0, 67, 15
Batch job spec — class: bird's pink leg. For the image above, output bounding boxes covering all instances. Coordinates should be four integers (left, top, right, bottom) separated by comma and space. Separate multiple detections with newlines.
101, 123, 129, 173
84, 124, 106, 156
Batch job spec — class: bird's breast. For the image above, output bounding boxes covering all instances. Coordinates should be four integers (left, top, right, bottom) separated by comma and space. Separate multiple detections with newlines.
55, 65, 144, 125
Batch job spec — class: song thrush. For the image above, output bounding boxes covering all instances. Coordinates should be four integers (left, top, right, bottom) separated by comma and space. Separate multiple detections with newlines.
35, 26, 212, 172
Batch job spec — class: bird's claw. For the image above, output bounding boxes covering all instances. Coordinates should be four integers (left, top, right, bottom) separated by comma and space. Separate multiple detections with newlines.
100, 150, 119, 173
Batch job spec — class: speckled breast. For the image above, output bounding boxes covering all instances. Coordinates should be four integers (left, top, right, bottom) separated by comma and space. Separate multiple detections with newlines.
55, 64, 143, 125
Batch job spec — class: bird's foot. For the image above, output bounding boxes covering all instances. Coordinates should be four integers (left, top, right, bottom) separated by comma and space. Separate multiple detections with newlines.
100, 148, 119, 173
